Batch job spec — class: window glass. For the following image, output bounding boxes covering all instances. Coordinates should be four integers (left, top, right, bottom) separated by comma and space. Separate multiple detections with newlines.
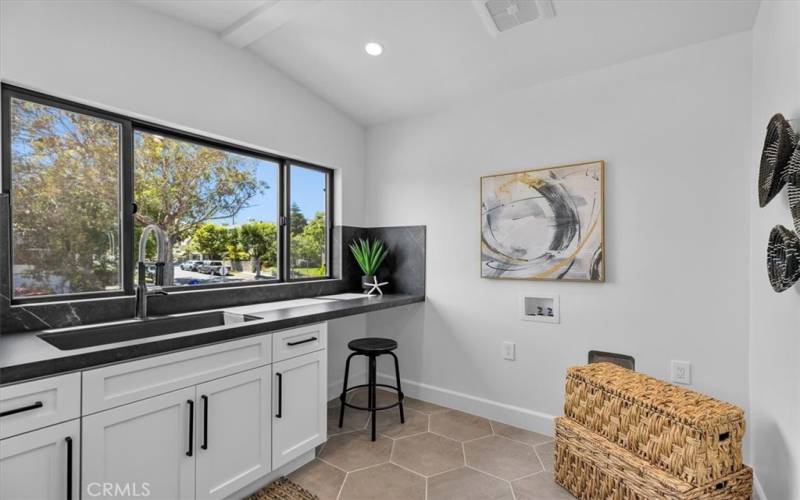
9, 97, 122, 297
289, 164, 328, 279
133, 131, 278, 286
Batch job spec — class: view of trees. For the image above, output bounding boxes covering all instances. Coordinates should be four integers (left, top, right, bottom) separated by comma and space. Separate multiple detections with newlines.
10, 97, 328, 297
10, 98, 122, 296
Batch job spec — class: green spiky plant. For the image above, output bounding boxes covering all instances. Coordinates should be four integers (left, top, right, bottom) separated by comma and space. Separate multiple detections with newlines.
349, 238, 389, 278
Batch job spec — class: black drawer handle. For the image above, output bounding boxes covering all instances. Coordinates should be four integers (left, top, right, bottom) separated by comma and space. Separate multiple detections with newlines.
0, 401, 43, 417
201, 395, 208, 450
186, 400, 194, 457
65, 436, 73, 500
276, 372, 283, 419
287, 337, 317, 347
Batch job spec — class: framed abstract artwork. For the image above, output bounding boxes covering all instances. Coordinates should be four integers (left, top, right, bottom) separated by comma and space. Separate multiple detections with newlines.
481, 160, 605, 282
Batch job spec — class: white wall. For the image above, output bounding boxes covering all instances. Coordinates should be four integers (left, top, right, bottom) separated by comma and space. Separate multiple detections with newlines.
365, 33, 753, 437
0, 0, 365, 226
748, 1, 800, 498
0, 0, 368, 387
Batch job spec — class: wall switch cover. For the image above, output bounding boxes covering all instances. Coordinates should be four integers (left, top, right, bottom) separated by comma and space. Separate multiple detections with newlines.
502, 341, 516, 361
671, 360, 691, 385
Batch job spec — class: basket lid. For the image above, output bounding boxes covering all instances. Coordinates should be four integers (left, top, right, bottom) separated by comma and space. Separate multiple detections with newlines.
567, 363, 744, 428
767, 225, 800, 292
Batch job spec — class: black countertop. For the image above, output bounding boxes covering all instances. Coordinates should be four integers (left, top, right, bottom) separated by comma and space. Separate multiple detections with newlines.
0, 293, 424, 385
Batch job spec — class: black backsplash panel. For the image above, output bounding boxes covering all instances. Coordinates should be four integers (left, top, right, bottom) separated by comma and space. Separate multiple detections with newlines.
1, 225, 425, 333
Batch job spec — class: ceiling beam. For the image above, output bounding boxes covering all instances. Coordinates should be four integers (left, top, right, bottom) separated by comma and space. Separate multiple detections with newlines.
221, 0, 322, 49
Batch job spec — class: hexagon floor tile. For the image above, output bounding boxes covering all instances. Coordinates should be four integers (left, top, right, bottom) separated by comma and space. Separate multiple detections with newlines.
512, 472, 574, 500
339, 463, 425, 500
535, 441, 555, 472
427, 467, 514, 500
288, 459, 345, 500
491, 421, 552, 446
391, 432, 464, 476
327, 404, 369, 436
430, 409, 493, 442
318, 431, 392, 472
375, 407, 429, 438
465, 435, 543, 480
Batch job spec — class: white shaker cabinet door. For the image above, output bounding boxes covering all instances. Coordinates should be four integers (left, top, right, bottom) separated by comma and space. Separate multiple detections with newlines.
82, 386, 196, 500
0, 419, 80, 500
195, 367, 271, 500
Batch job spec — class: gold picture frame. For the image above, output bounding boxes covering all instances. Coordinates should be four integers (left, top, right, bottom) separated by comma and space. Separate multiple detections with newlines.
480, 160, 605, 282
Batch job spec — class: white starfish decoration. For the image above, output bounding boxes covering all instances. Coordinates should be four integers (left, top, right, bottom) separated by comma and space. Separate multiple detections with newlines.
363, 276, 389, 296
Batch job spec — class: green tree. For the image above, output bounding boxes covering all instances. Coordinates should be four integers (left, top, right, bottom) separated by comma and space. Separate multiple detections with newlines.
9, 98, 122, 295
289, 202, 307, 237
238, 221, 277, 278
291, 211, 327, 275
190, 223, 235, 260
134, 131, 268, 284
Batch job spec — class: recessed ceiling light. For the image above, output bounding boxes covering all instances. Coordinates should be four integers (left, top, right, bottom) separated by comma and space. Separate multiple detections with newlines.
364, 42, 383, 56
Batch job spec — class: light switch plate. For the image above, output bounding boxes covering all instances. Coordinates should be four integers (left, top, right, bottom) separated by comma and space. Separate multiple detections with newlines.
502, 341, 516, 361
671, 360, 691, 385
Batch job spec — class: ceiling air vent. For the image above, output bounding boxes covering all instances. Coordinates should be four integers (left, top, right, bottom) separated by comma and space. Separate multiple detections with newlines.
473, 0, 555, 36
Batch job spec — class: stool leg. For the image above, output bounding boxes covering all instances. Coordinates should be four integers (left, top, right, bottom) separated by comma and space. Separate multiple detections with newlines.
369, 355, 377, 441
389, 352, 405, 424
339, 353, 356, 428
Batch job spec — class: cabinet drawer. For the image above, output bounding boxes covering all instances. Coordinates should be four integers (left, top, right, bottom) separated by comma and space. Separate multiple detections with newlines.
0, 373, 81, 439
83, 335, 271, 414
272, 323, 327, 362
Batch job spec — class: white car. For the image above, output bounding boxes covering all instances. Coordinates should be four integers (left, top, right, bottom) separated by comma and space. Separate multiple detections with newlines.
180, 260, 203, 272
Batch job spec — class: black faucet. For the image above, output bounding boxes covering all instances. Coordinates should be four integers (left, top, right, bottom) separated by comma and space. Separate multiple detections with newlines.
135, 225, 169, 320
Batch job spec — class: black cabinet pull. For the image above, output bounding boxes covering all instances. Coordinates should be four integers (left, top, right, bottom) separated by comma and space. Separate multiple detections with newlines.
0, 401, 43, 417
186, 400, 194, 457
201, 395, 208, 450
65, 436, 73, 500
276, 373, 283, 418
287, 337, 317, 347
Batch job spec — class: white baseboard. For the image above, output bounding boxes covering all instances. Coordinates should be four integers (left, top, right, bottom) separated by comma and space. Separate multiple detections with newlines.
377, 373, 556, 437
753, 472, 766, 500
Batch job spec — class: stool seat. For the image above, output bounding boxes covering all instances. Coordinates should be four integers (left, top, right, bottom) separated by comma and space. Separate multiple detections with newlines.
348, 337, 397, 354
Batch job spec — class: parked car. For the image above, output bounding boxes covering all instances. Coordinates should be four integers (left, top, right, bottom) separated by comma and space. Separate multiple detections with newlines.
198, 260, 230, 275
180, 260, 203, 272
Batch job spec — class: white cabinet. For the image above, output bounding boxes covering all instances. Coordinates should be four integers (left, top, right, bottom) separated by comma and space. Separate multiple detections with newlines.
82, 386, 196, 500
195, 368, 271, 500
0, 419, 80, 500
272, 349, 327, 469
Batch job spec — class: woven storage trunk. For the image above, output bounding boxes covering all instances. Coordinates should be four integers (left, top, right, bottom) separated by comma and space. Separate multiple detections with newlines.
564, 363, 744, 486
555, 417, 752, 500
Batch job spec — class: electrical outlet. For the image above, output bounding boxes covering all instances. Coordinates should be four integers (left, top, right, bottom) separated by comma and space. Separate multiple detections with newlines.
502, 341, 516, 361
671, 360, 691, 385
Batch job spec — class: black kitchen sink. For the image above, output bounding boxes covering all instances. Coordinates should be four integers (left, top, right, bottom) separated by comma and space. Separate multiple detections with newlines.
38, 311, 260, 351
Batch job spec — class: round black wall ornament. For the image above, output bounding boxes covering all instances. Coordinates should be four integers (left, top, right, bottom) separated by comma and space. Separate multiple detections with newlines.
767, 225, 800, 292
786, 143, 800, 234
759, 113, 797, 207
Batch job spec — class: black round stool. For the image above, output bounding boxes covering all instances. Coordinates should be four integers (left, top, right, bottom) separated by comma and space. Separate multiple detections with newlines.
338, 338, 404, 441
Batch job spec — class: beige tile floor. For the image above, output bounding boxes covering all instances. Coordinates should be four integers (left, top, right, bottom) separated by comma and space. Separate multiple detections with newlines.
289, 388, 572, 500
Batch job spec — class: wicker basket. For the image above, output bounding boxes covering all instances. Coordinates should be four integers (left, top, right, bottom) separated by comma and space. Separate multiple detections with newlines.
564, 363, 744, 486
555, 417, 752, 500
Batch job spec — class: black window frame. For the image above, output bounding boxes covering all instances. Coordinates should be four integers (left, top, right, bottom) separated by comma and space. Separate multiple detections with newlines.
1, 84, 334, 305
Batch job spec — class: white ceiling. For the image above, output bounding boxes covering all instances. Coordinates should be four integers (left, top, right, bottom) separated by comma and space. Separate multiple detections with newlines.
133, 0, 760, 125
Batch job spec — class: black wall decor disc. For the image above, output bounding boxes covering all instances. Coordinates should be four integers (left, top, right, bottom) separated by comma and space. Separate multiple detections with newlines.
786, 143, 800, 234
767, 225, 800, 292
759, 114, 797, 207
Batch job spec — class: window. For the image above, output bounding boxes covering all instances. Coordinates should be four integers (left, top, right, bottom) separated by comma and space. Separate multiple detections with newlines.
133, 130, 280, 287
289, 164, 330, 279
7, 96, 123, 298
1, 85, 334, 302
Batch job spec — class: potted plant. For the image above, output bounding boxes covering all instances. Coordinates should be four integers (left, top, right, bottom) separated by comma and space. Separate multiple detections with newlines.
349, 238, 389, 291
